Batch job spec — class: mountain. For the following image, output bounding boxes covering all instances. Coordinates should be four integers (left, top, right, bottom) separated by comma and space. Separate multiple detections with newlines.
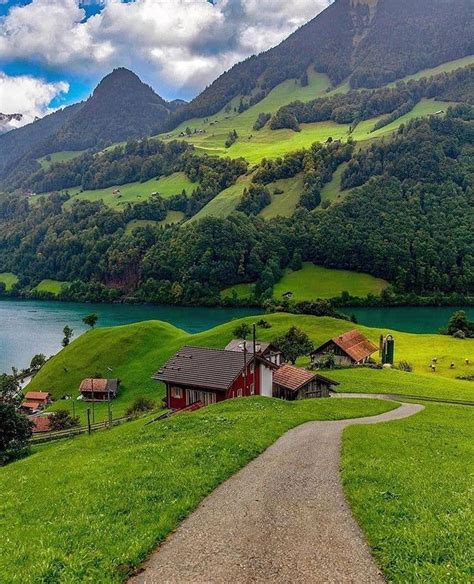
0, 113, 23, 134
0, 68, 181, 185
170, 0, 474, 125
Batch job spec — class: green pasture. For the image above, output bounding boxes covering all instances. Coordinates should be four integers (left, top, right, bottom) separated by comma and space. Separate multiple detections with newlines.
32, 279, 68, 296
0, 272, 18, 291
38, 150, 85, 170
259, 174, 305, 219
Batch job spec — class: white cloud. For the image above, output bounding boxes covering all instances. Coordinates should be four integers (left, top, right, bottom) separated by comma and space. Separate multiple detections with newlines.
0, 0, 331, 98
0, 72, 69, 129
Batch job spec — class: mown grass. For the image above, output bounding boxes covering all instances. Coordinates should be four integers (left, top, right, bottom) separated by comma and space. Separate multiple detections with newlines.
27, 313, 474, 425
62, 172, 197, 210
32, 279, 68, 295
189, 173, 253, 221
273, 263, 389, 300
0, 271, 18, 291
342, 403, 474, 582
38, 150, 85, 170
259, 174, 305, 219
0, 397, 396, 583
320, 162, 349, 204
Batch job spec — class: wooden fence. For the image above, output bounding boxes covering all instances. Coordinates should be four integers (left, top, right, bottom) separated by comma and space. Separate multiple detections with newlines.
30, 415, 132, 445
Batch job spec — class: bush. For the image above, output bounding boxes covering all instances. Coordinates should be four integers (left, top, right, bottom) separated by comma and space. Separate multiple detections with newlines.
125, 397, 156, 418
233, 322, 252, 339
49, 410, 80, 431
0, 404, 33, 465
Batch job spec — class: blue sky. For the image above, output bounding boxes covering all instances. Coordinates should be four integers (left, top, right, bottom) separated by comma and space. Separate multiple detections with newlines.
0, 0, 329, 127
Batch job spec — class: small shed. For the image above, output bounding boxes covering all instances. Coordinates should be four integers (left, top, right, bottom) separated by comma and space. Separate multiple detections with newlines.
311, 330, 378, 366
30, 415, 52, 433
21, 391, 51, 414
79, 379, 118, 402
273, 364, 339, 400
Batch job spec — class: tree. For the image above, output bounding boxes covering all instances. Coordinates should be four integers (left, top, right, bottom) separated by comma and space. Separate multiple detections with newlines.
30, 354, 46, 372
125, 397, 156, 418
233, 322, 252, 339
274, 327, 314, 364
62, 325, 74, 347
0, 404, 33, 465
447, 310, 473, 337
49, 410, 80, 432
83, 313, 98, 330
0, 373, 20, 405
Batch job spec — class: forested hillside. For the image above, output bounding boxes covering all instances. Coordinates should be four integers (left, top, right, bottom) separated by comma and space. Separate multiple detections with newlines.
169, 0, 474, 127
0, 106, 472, 303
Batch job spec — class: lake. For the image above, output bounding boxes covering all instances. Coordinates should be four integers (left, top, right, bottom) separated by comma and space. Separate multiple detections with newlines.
0, 299, 262, 373
0, 299, 471, 373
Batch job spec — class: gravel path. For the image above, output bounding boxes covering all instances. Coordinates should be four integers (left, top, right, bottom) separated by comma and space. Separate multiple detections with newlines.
131, 401, 423, 584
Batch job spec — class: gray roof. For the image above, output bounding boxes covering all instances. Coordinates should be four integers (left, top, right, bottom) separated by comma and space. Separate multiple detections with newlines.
153, 346, 254, 391
225, 339, 276, 355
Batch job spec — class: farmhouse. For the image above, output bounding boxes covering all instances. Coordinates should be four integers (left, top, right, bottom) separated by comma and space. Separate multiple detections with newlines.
273, 364, 339, 400
21, 391, 51, 414
225, 339, 282, 365
79, 378, 119, 402
311, 330, 378, 366
153, 346, 277, 410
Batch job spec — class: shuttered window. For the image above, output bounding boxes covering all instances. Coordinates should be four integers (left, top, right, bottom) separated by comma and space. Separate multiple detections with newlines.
186, 389, 217, 407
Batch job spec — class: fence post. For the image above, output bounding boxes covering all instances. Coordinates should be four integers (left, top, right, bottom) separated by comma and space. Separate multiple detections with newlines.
87, 408, 91, 435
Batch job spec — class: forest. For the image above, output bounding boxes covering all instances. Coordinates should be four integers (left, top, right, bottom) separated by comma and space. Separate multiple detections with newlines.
0, 106, 472, 305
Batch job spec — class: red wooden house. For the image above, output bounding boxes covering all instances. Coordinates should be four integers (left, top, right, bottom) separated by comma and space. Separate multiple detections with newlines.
153, 346, 277, 410
21, 391, 51, 414
311, 330, 378, 366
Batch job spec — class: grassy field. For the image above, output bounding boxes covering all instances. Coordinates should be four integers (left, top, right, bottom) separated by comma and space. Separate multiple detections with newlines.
38, 150, 85, 170
273, 263, 389, 300
320, 162, 349, 204
62, 172, 197, 210
32, 279, 68, 295
259, 174, 305, 219
342, 403, 473, 582
0, 272, 18, 291
391, 54, 474, 85
0, 397, 395, 583
27, 313, 474, 425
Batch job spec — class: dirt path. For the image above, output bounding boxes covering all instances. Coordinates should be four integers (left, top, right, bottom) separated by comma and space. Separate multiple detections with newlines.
131, 401, 423, 584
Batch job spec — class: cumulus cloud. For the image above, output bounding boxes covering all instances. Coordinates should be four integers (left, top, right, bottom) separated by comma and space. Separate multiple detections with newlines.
0, 0, 331, 97
0, 72, 69, 129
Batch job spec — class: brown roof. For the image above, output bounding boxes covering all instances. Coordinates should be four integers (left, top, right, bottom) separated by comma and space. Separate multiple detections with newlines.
153, 346, 256, 391
273, 365, 339, 392
314, 330, 378, 363
79, 379, 118, 393
22, 401, 44, 410
31, 416, 51, 433
24, 391, 50, 402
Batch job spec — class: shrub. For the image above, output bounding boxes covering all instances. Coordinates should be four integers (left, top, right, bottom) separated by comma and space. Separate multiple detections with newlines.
125, 397, 156, 418
233, 322, 252, 339
0, 404, 33, 465
49, 410, 80, 431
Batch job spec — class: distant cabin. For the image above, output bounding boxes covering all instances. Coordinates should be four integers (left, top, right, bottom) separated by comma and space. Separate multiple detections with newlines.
273, 364, 339, 400
79, 379, 119, 402
21, 391, 51, 414
225, 339, 282, 366
311, 330, 378, 366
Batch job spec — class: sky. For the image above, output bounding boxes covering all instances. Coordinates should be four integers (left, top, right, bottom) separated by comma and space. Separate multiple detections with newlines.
0, 0, 331, 130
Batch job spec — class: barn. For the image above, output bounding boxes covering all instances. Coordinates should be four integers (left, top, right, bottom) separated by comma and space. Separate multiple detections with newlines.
153, 346, 277, 410
21, 391, 51, 414
273, 364, 339, 400
79, 378, 119, 401
311, 330, 378, 366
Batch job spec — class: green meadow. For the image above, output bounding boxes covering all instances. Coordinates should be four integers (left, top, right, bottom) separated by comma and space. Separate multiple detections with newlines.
259, 174, 306, 219
0, 272, 18, 291
38, 150, 85, 170
32, 279, 68, 296
320, 162, 349, 204
343, 403, 473, 582
61, 172, 197, 210
222, 263, 389, 302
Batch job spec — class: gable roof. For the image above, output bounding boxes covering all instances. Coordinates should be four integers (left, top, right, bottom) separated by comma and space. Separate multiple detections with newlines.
24, 391, 50, 402
153, 346, 255, 391
315, 330, 378, 362
225, 339, 278, 355
273, 364, 339, 392
79, 379, 118, 393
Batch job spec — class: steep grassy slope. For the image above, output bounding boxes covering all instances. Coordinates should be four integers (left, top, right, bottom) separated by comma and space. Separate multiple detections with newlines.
0, 397, 394, 583
343, 403, 473, 582
38, 150, 85, 171
32, 279, 68, 296
259, 175, 306, 219
27, 313, 474, 425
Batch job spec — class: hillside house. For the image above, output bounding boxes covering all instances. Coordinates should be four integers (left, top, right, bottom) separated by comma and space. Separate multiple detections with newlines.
225, 339, 282, 365
311, 330, 378, 366
79, 378, 119, 401
153, 346, 277, 410
21, 391, 51, 414
30, 415, 51, 433
273, 364, 339, 400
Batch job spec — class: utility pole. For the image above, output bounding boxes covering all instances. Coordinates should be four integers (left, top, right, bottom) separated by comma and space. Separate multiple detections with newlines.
107, 383, 112, 426
252, 324, 257, 395
91, 378, 95, 424
87, 408, 91, 435
243, 341, 247, 397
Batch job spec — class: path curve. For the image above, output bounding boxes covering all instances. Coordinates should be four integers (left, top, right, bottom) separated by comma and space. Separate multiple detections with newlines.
131, 401, 423, 584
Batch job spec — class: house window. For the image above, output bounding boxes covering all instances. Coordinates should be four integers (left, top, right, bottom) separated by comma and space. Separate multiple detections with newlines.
186, 389, 217, 407
171, 387, 183, 399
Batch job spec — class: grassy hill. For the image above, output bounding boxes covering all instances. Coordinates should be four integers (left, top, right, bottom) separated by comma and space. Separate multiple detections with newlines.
222, 263, 389, 302
62, 172, 197, 211
0, 272, 18, 291
32, 279, 68, 296
27, 313, 474, 425
38, 150, 85, 171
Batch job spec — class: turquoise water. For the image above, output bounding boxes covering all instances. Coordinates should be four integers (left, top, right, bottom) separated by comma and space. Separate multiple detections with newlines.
349, 306, 473, 334
0, 300, 262, 372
